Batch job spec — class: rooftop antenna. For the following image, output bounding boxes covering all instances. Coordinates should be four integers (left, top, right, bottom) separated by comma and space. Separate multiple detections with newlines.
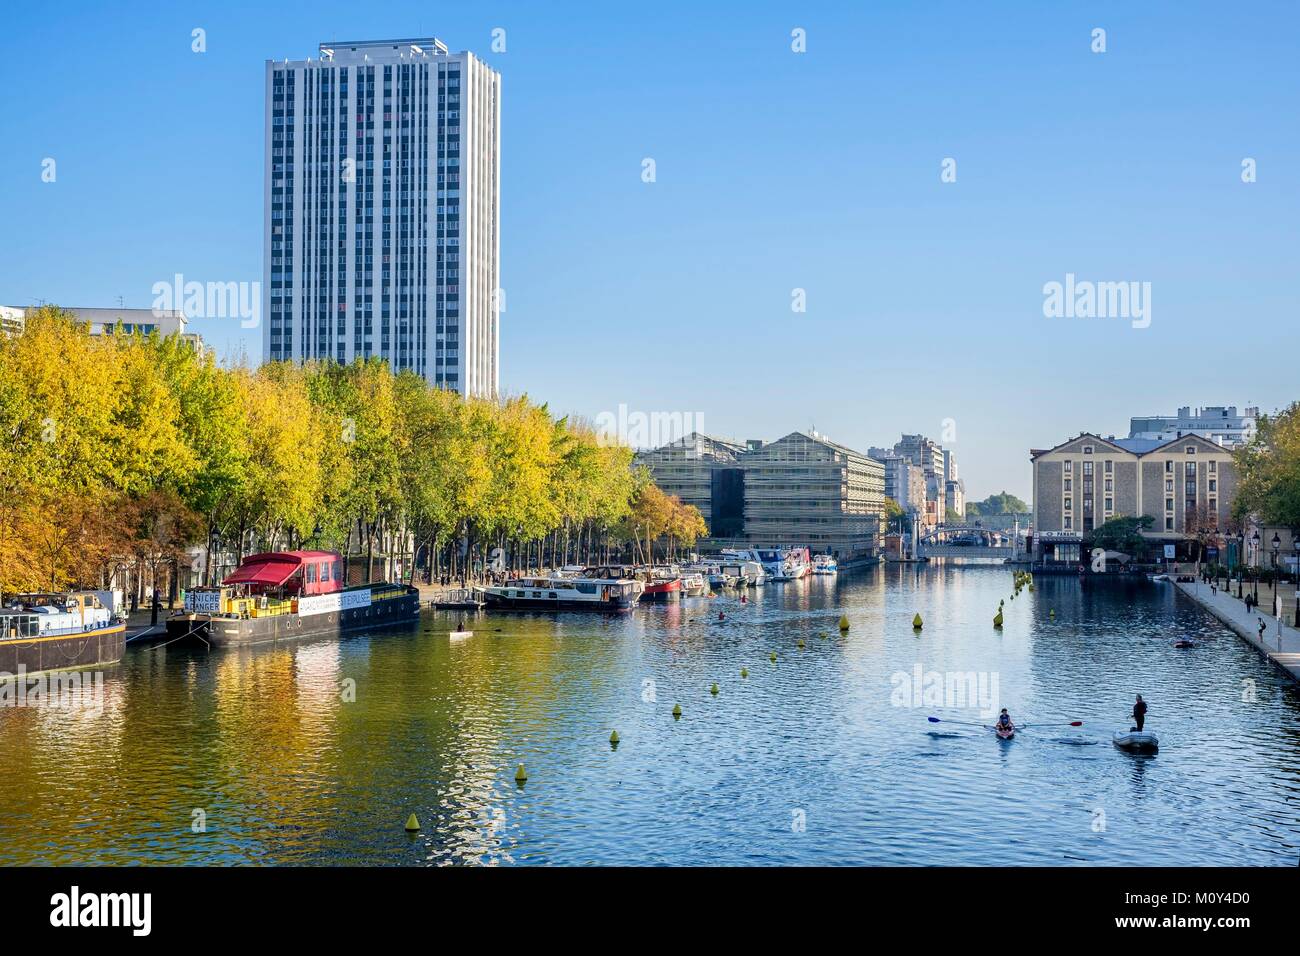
116, 295, 124, 309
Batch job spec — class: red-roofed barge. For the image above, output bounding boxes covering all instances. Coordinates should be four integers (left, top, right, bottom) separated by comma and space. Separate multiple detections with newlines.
165, 551, 420, 647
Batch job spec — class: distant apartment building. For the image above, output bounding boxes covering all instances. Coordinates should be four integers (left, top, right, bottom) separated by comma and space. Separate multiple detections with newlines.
0, 305, 208, 355
945, 478, 965, 518
878, 455, 926, 516
1030, 433, 1237, 564
1129, 406, 1257, 448
265, 37, 501, 396
872, 433, 959, 529
638, 430, 887, 563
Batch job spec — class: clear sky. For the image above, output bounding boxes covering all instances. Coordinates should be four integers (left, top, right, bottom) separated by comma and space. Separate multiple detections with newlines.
2, 1, 1297, 502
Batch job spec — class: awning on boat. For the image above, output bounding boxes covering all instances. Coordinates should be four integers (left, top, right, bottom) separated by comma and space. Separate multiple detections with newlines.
223, 556, 301, 587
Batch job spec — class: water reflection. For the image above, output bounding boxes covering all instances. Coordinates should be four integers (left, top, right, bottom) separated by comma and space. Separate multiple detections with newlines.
0, 565, 1297, 866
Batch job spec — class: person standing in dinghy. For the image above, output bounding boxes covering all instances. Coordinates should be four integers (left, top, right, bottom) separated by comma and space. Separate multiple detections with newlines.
1132, 694, 1148, 732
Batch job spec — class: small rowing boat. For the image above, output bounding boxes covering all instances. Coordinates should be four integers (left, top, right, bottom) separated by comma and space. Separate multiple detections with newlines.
1113, 729, 1159, 753
449, 629, 473, 639
994, 725, 1015, 740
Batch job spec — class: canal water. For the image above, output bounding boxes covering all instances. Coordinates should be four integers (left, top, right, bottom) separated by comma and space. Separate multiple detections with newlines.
2, 565, 1297, 866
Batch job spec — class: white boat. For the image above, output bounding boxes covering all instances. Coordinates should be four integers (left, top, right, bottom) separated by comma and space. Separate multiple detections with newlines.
812, 554, 838, 575
716, 552, 768, 586
769, 547, 812, 581
1113, 730, 1159, 753
449, 629, 473, 639
679, 572, 707, 597
482, 575, 643, 611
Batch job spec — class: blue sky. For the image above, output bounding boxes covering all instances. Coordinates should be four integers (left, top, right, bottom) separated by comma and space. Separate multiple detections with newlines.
2, 1, 1297, 501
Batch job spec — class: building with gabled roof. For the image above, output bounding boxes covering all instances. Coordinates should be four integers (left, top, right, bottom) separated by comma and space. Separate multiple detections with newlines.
1030, 431, 1238, 564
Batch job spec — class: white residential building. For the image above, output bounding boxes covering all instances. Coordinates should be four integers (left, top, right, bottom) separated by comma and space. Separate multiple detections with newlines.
0, 305, 206, 355
1129, 406, 1257, 448
265, 37, 501, 396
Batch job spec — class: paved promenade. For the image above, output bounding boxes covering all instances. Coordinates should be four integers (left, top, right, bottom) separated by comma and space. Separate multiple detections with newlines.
1173, 579, 1300, 682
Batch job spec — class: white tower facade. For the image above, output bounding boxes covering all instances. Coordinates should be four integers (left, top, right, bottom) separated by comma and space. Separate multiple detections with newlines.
265, 38, 500, 396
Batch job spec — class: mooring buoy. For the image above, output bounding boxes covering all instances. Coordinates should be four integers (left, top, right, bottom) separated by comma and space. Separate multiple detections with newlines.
405, 813, 420, 832
514, 763, 528, 783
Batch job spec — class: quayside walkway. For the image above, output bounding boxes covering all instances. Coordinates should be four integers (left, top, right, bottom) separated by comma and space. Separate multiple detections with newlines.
1174, 579, 1300, 682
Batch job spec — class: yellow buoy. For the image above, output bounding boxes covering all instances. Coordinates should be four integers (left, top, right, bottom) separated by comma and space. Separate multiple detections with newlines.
710, 683, 719, 695
770, 652, 777, 662
741, 667, 749, 678
609, 730, 620, 745
514, 763, 528, 783
912, 613, 923, 630
405, 813, 421, 832
672, 704, 682, 718
838, 615, 850, 632
797, 639, 805, 649
993, 612, 1004, 628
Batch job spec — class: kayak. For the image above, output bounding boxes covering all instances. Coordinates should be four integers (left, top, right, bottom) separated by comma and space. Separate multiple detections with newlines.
1113, 730, 1159, 753
994, 725, 1015, 740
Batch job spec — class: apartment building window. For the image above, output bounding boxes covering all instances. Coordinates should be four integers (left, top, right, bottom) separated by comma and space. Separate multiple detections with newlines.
1064, 516, 1073, 530
1064, 478, 1072, 492
1209, 460, 1217, 474
1104, 460, 1112, 474
1083, 445, 1094, 454
1186, 446, 1196, 454
1165, 516, 1174, 530
1105, 497, 1113, 511
1208, 497, 1217, 516
1166, 497, 1174, 511
1083, 461, 1094, 476
1165, 479, 1173, 492
1063, 497, 1072, 511
1208, 478, 1217, 492
1104, 479, 1113, 492
1064, 461, 1073, 475
1165, 460, 1173, 473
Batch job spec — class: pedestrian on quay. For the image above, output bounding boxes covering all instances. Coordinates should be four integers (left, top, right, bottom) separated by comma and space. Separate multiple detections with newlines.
1258, 618, 1267, 639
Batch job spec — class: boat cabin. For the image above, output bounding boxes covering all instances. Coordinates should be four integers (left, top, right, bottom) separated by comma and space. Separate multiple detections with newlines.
223, 551, 344, 596
1, 592, 112, 640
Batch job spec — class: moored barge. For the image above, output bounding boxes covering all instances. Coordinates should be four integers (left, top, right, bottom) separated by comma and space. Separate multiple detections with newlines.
0, 592, 125, 674
167, 550, 420, 648
481, 574, 643, 611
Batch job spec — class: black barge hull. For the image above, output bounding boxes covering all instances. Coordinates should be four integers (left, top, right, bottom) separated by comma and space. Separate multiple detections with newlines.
0, 624, 126, 674
166, 588, 421, 648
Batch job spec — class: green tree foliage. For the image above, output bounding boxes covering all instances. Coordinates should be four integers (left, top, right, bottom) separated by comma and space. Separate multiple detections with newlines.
1233, 402, 1300, 528
965, 491, 1029, 517
1085, 515, 1154, 555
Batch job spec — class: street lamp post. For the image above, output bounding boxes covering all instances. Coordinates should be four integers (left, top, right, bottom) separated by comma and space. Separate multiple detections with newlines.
1289, 538, 1300, 629
1272, 533, 1281, 599
1252, 531, 1261, 601
1237, 533, 1245, 599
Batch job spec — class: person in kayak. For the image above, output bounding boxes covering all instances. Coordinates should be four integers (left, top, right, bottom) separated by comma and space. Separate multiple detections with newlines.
995, 709, 1015, 734
1132, 694, 1148, 731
